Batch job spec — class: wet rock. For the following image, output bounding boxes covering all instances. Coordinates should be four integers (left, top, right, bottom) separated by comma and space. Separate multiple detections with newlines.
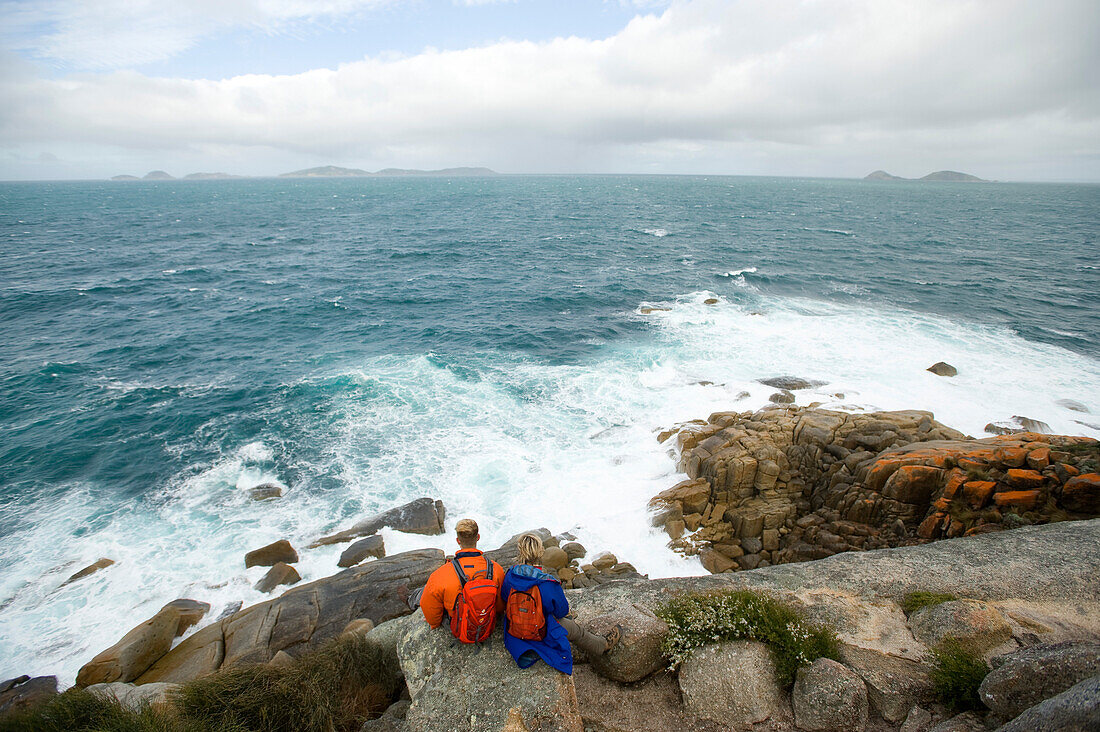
926, 362, 958, 377
216, 601, 243, 621
703, 297, 719, 305
0, 676, 57, 716
791, 657, 868, 732
162, 599, 210, 636
61, 557, 115, 586
978, 641, 1100, 720
338, 535, 386, 568
244, 539, 298, 568
76, 602, 185, 686
770, 390, 796, 404
249, 483, 283, 500
1012, 415, 1051, 434
561, 542, 586, 561
312, 498, 446, 547
585, 604, 668, 683
1056, 399, 1090, 413
398, 620, 582, 732
591, 552, 618, 571
137, 549, 444, 684
759, 376, 826, 390
678, 641, 788, 727
254, 562, 301, 593
995, 674, 1100, 732
86, 681, 179, 711
909, 600, 1012, 655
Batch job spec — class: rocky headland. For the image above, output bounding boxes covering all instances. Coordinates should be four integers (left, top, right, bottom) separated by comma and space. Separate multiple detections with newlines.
3, 404, 1098, 731
864, 170, 987, 182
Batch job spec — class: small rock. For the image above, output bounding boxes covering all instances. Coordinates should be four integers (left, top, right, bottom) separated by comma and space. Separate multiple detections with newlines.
340, 618, 376, 639
542, 546, 569, 571
978, 641, 1100, 720
741, 536, 763, 554
591, 552, 617, 571
254, 562, 301, 593
245, 539, 298, 568
758, 376, 826, 390
215, 601, 243, 621
909, 599, 1012, 655
770, 390, 796, 404
928, 711, 984, 732
703, 298, 719, 305
900, 705, 933, 732
792, 657, 869, 732
926, 362, 958, 377
586, 604, 668, 682
1056, 399, 1090, 413
995, 674, 1100, 732
679, 641, 788, 727
62, 558, 115, 586
249, 483, 283, 500
699, 548, 735, 574
839, 643, 933, 723
338, 535, 386, 568
269, 650, 295, 668
561, 542, 586, 561
1061, 473, 1100, 514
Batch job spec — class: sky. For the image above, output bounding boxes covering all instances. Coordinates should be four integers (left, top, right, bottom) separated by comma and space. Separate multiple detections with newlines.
1, 0, 1098, 181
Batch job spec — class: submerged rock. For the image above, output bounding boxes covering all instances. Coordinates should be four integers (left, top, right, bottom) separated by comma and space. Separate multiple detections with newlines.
758, 376, 826, 390
62, 557, 115, 586
249, 483, 283, 500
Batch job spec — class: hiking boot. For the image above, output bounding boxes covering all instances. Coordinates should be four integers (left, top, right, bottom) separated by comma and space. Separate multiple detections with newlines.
604, 624, 623, 653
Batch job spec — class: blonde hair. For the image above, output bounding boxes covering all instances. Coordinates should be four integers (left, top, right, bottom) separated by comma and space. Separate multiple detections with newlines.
455, 518, 479, 548
517, 533, 544, 565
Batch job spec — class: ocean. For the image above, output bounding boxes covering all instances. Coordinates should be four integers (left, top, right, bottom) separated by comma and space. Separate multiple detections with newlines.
1, 175, 1098, 683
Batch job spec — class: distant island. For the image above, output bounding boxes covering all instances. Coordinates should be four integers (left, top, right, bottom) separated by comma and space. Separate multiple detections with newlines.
108, 166, 497, 181
864, 170, 987, 182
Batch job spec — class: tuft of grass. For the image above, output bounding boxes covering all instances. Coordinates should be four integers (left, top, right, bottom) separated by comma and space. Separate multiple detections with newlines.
2, 633, 396, 732
930, 639, 990, 711
174, 633, 394, 732
901, 591, 957, 616
656, 589, 839, 687
0, 688, 228, 732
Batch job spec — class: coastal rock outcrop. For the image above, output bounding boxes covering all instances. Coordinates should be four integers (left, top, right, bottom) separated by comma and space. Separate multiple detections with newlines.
994, 674, 1100, 732
977, 641, 1100, 720
398, 617, 583, 731
311, 498, 446, 547
650, 406, 1099, 573
244, 539, 298, 568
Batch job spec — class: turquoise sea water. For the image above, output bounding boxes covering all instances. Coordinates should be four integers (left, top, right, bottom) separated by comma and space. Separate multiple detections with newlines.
1, 175, 1098, 682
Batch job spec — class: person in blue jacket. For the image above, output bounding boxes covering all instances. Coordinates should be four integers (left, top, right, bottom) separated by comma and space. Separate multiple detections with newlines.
500, 533, 621, 674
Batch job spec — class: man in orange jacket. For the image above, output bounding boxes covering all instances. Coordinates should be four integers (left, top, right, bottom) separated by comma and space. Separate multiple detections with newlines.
412, 518, 504, 628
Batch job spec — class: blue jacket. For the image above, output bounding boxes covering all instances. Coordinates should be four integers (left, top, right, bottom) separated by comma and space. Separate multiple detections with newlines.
500, 564, 573, 674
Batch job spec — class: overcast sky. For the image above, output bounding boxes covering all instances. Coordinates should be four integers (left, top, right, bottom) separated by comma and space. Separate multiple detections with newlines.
1, 0, 1098, 181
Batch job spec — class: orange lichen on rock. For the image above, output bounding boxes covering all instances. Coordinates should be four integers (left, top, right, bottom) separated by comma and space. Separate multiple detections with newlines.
1026, 447, 1051, 470
993, 490, 1043, 510
1005, 468, 1046, 490
918, 512, 947, 539
942, 469, 968, 500
994, 447, 1028, 467
962, 481, 996, 509
1061, 473, 1100, 514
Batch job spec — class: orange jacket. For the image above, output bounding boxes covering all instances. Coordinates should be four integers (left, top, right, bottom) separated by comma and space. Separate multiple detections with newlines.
420, 549, 504, 629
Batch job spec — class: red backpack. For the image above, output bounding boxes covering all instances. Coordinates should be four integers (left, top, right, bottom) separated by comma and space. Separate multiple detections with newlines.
449, 556, 497, 643
505, 584, 547, 641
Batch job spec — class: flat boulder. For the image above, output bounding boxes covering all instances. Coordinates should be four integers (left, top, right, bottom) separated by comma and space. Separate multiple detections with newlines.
398, 618, 583, 732
338, 534, 386, 568
792, 657, 869, 732
759, 376, 826, 390
678, 641, 789, 727
244, 539, 298, 568
978, 641, 1100, 720
908, 599, 1012, 655
249, 483, 283, 500
995, 674, 1100, 732
76, 602, 184, 686
839, 643, 933, 723
312, 498, 446, 547
585, 604, 667, 683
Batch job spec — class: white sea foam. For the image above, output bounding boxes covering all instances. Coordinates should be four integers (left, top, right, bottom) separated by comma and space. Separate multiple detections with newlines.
642, 228, 669, 237
2, 292, 1099, 684
720, 266, 757, 277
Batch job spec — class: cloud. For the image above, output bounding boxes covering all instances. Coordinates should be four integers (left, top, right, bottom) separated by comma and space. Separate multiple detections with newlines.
1, 0, 1098, 179
0, 0, 398, 69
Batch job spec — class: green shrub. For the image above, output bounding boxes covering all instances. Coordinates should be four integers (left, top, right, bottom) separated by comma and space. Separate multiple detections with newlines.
174, 633, 393, 732
930, 639, 990, 711
901, 591, 957, 616
656, 589, 839, 687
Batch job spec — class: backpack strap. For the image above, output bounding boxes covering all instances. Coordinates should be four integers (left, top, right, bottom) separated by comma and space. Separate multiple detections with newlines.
451, 557, 469, 586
